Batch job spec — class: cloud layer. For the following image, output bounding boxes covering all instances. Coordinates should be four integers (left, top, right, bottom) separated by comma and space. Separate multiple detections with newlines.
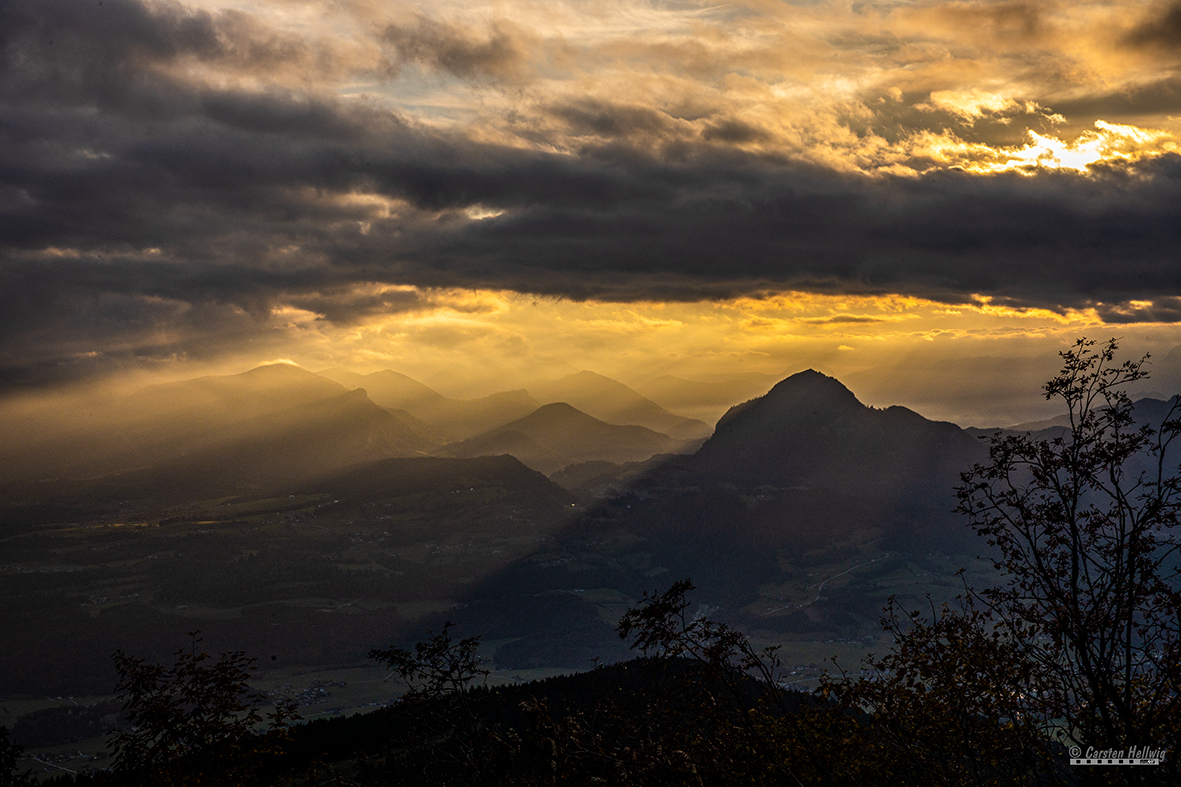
4, 0, 1181, 385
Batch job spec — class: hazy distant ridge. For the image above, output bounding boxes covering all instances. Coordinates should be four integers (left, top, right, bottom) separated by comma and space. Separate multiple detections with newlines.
319, 368, 539, 441
529, 371, 712, 440
444, 402, 690, 475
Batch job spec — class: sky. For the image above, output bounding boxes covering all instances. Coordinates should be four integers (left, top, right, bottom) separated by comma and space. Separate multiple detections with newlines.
4, 0, 1181, 425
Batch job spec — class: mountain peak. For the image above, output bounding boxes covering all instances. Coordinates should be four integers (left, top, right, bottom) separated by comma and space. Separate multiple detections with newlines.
766, 369, 859, 401
231, 363, 350, 394
689, 369, 983, 490
518, 401, 600, 427
567, 370, 615, 383
715, 369, 861, 431
241, 362, 316, 379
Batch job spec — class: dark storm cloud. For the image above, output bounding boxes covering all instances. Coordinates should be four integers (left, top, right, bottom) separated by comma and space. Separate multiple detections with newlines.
0, 257, 296, 388
0, 0, 327, 104
1125, 2, 1181, 49
549, 99, 680, 141
1052, 77, 1181, 120
1096, 297, 1181, 324
701, 118, 772, 144
5, 0, 1181, 386
381, 15, 528, 80
0, 256, 316, 341
419, 152, 1181, 305
287, 286, 438, 324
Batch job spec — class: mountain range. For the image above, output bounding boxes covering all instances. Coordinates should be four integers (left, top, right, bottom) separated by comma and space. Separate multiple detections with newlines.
5, 361, 1136, 529
0, 364, 705, 500
11, 362, 1170, 544
8, 361, 1177, 698
527, 371, 712, 440
1, 365, 431, 498
443, 403, 692, 475
319, 368, 540, 442
470, 370, 994, 630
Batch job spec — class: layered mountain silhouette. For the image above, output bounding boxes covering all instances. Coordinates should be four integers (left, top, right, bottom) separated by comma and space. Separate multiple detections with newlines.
6, 364, 350, 479
443, 402, 689, 475
132, 387, 436, 495
1, 364, 433, 498
1, 364, 717, 505
0, 361, 1042, 696
319, 368, 441, 411
320, 368, 538, 441
461, 370, 1001, 643
529, 371, 712, 440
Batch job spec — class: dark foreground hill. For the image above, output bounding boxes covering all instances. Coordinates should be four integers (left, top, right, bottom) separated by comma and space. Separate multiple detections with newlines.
17, 652, 823, 787
22, 614, 1072, 787
275, 656, 815, 784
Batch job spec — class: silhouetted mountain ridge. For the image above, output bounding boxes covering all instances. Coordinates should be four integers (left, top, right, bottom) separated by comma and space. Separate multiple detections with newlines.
684, 370, 984, 491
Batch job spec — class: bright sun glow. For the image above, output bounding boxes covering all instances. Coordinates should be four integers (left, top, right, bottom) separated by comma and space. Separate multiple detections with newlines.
947, 121, 1177, 174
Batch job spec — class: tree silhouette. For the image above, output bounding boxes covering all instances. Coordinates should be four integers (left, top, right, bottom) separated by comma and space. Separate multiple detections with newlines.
831, 339, 1180, 786
108, 632, 297, 786
824, 594, 1063, 785
0, 726, 34, 787
957, 339, 1181, 768
368, 622, 499, 785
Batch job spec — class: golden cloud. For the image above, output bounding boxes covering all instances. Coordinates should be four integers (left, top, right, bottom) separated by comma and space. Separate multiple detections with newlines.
906, 119, 1178, 174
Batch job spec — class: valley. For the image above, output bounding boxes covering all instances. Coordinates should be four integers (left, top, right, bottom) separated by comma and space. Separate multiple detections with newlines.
0, 363, 1064, 776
